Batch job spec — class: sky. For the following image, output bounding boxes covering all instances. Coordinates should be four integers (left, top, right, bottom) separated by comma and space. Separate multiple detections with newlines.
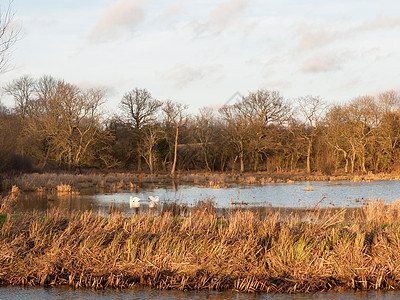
2, 0, 400, 114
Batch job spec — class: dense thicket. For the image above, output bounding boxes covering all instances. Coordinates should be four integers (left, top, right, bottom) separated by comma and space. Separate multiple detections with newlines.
2, 75, 400, 174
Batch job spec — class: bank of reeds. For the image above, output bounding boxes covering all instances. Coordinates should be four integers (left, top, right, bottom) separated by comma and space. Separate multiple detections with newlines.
3, 173, 146, 193
1, 198, 400, 293
7, 171, 400, 194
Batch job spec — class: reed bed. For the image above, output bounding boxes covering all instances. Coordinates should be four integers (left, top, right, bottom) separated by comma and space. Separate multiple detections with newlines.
3, 173, 145, 193
7, 171, 397, 194
1, 198, 400, 293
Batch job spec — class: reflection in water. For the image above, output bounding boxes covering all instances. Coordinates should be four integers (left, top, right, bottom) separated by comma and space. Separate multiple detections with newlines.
1, 286, 400, 300
10, 180, 400, 215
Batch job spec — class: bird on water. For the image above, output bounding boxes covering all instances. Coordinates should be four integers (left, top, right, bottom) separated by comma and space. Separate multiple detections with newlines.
148, 195, 159, 208
130, 196, 141, 208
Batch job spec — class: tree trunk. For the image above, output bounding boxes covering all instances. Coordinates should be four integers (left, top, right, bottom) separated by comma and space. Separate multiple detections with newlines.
171, 126, 179, 175
203, 146, 211, 172
149, 149, 153, 174
253, 152, 259, 172
240, 151, 244, 173
68, 148, 72, 171
361, 146, 367, 174
306, 140, 312, 173
41, 146, 51, 169
350, 144, 356, 174
231, 155, 238, 174
137, 142, 142, 171
339, 149, 348, 173
290, 153, 294, 173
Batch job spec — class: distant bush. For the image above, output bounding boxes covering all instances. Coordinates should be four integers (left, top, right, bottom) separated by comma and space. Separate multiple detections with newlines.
6, 155, 34, 173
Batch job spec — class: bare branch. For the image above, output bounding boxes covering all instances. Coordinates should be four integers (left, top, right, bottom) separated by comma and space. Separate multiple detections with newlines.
0, 1, 20, 73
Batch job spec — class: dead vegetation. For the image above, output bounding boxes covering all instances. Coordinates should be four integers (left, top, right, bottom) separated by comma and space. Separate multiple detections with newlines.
5, 171, 400, 195
0, 197, 400, 293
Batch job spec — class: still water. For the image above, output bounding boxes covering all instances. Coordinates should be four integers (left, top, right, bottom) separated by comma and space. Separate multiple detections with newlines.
14, 180, 400, 215
1, 286, 400, 299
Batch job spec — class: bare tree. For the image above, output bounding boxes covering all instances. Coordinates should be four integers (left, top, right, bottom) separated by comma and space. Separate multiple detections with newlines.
138, 124, 164, 173
324, 105, 352, 173
120, 88, 162, 170
219, 103, 249, 172
295, 95, 326, 173
194, 107, 217, 172
163, 100, 187, 175
376, 91, 400, 171
220, 89, 290, 172
4, 75, 35, 156
0, 1, 19, 73
346, 96, 379, 173
0, 104, 18, 170
240, 89, 289, 126
4, 75, 35, 119
241, 89, 291, 171
5, 75, 107, 169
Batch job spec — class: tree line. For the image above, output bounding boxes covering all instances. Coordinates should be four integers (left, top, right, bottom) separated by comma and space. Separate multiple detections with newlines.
1, 74, 400, 175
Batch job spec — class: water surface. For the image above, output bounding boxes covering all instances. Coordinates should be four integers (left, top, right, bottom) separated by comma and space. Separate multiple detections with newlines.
1, 286, 400, 300
14, 180, 400, 215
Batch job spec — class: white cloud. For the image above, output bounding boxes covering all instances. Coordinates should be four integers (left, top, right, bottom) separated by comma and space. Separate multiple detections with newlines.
295, 21, 342, 52
73, 79, 116, 95
359, 14, 400, 31
301, 57, 340, 73
89, 0, 147, 43
263, 80, 292, 90
341, 77, 362, 90
295, 14, 400, 53
300, 50, 357, 73
296, 30, 336, 52
158, 2, 184, 26
190, 0, 253, 38
209, 0, 250, 32
167, 64, 222, 88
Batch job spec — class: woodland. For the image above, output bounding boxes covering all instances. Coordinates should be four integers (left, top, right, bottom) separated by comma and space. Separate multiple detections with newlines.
1, 76, 400, 176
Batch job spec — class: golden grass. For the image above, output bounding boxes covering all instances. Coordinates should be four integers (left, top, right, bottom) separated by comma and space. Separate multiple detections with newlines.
0, 194, 18, 214
1, 197, 400, 293
56, 184, 72, 194
10, 185, 20, 195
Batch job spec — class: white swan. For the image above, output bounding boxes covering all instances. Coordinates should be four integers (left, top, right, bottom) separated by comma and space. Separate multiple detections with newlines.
148, 195, 159, 208
148, 196, 159, 203
130, 196, 140, 208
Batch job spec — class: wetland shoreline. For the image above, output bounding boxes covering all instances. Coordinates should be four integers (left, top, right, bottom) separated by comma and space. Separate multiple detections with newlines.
2, 171, 400, 294
3, 170, 400, 194
1, 196, 400, 293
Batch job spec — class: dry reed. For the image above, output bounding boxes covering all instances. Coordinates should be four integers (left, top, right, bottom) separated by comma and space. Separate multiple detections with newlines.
0, 194, 18, 214
6, 171, 400, 195
1, 199, 400, 293
10, 185, 20, 195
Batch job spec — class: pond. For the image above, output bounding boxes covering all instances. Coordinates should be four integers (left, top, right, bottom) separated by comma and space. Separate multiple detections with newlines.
1, 286, 400, 299
12, 180, 400, 215
5, 180, 400, 299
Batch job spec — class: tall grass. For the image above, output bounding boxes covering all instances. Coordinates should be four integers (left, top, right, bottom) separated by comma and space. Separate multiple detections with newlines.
1, 198, 400, 293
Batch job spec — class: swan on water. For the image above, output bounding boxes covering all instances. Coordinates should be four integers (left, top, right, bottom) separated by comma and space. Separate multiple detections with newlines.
130, 196, 140, 208
148, 195, 159, 208
148, 195, 159, 203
